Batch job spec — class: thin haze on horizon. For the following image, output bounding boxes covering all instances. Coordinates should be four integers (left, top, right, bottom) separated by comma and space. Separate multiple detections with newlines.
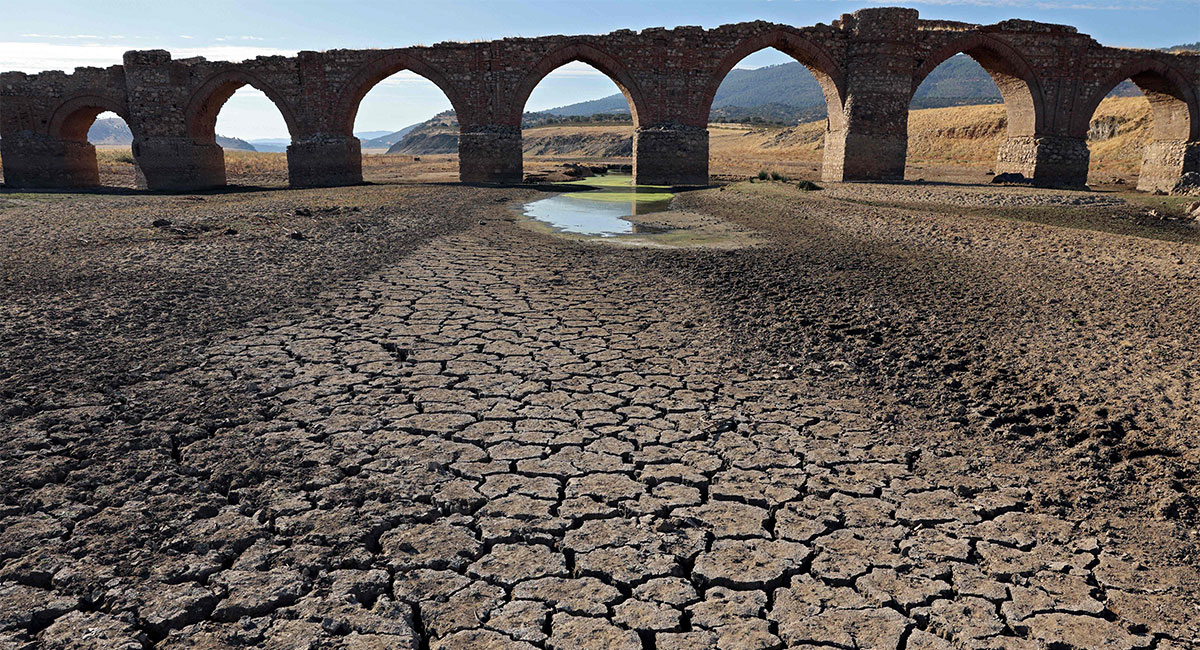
3, 0, 1196, 140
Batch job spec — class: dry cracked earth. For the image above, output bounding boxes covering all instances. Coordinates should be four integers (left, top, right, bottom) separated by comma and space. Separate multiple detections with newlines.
0, 177, 1198, 650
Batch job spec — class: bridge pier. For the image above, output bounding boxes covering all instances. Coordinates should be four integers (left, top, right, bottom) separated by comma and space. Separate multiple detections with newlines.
458, 126, 522, 184
822, 128, 908, 183
633, 124, 709, 186
132, 137, 225, 191
995, 135, 1090, 187
1, 134, 101, 188
820, 7, 917, 183
287, 135, 362, 187
1138, 141, 1199, 193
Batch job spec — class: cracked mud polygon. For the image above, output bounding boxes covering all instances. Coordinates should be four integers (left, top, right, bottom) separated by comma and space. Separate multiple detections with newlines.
1, 177, 1198, 649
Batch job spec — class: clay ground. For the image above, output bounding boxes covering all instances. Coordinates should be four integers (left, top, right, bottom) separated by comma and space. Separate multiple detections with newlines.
0, 163, 1198, 649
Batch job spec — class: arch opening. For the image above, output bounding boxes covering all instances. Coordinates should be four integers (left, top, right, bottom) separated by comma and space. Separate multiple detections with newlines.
45, 98, 137, 188
518, 60, 637, 181
702, 33, 844, 183
906, 41, 1041, 184
187, 77, 294, 186
1078, 63, 1197, 191
354, 69, 458, 183
705, 46, 833, 182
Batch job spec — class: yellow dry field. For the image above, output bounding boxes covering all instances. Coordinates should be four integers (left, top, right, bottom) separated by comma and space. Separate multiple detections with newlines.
708, 95, 1152, 182
0, 96, 1155, 188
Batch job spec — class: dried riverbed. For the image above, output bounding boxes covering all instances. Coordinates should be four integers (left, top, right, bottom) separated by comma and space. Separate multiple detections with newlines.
0, 178, 1197, 649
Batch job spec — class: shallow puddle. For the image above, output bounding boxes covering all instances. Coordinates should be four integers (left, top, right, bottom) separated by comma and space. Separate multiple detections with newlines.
520, 174, 672, 237
516, 174, 765, 249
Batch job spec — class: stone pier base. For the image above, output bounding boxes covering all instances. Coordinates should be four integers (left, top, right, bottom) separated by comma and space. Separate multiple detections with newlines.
287, 135, 362, 188
133, 138, 225, 191
459, 127, 522, 184
822, 131, 906, 182
0, 135, 100, 188
633, 125, 709, 186
1137, 140, 1199, 193
995, 135, 1089, 188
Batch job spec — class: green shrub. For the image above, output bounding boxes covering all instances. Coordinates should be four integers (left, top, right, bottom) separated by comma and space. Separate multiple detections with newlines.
770, 171, 788, 181
796, 180, 822, 191
756, 170, 769, 181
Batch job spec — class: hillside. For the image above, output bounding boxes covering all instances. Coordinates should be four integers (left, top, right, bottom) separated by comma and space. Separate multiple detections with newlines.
386, 110, 634, 156
388, 96, 1151, 183
709, 95, 1151, 180
86, 117, 256, 151
546, 54, 1141, 124
361, 123, 423, 150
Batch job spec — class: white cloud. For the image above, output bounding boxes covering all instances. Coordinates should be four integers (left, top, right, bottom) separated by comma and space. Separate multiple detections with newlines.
0, 41, 296, 74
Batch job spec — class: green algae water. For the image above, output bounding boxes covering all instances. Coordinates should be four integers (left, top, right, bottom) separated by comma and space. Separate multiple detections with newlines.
521, 173, 673, 237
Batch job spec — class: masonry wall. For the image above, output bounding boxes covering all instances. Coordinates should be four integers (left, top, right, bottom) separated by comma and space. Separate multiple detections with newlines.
1, 7, 1197, 192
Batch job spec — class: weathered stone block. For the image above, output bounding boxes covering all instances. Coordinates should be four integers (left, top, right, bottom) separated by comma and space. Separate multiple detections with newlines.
1138, 140, 1200, 193
287, 135, 362, 188
0, 134, 100, 188
634, 124, 709, 186
996, 135, 1090, 188
459, 127, 521, 184
133, 138, 224, 191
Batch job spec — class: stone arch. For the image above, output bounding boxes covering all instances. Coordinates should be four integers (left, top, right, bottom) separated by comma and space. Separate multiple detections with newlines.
184, 69, 300, 144
1073, 56, 1197, 141
1075, 56, 1197, 191
334, 52, 465, 135
47, 94, 128, 142
913, 33, 1044, 138
702, 30, 846, 131
510, 43, 647, 127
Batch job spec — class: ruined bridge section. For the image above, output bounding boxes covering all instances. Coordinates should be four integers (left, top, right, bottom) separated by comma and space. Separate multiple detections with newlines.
2, 7, 1197, 191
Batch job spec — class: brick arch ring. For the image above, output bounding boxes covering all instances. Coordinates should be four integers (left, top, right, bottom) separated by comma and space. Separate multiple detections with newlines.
184, 69, 302, 144
509, 43, 649, 128
333, 52, 467, 136
47, 94, 129, 142
702, 30, 846, 132
914, 32, 1044, 137
1073, 56, 1199, 141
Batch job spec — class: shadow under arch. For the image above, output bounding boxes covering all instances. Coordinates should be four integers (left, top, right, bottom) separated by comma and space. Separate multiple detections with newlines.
184, 69, 301, 144
703, 30, 846, 132
510, 43, 648, 128
334, 51, 466, 136
913, 33, 1044, 139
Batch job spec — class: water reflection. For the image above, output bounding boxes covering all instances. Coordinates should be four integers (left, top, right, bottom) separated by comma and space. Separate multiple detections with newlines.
521, 173, 672, 237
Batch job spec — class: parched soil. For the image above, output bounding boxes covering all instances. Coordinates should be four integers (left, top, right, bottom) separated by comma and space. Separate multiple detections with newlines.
0, 176, 1197, 649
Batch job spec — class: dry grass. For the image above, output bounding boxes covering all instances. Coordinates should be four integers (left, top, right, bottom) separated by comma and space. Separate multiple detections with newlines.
705, 95, 1152, 181
0, 97, 1157, 188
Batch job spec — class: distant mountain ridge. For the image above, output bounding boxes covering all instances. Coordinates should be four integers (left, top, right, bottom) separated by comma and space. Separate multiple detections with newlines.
545, 54, 1146, 124
86, 117, 256, 151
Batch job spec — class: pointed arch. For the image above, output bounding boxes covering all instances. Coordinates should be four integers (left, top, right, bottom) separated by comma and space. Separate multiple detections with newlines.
185, 69, 300, 144
1073, 56, 1197, 141
914, 33, 1044, 138
334, 51, 466, 135
511, 43, 647, 127
703, 30, 845, 131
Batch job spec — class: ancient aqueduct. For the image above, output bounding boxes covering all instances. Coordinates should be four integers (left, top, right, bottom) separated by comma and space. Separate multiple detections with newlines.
1, 7, 1197, 192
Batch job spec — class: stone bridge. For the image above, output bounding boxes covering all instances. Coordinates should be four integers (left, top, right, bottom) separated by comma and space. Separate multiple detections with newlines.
1, 7, 1197, 192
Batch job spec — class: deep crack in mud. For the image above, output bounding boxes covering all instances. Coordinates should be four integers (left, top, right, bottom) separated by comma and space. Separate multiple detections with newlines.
0, 180, 1197, 649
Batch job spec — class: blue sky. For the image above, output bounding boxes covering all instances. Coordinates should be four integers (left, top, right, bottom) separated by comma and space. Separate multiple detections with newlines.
3, 0, 1197, 139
